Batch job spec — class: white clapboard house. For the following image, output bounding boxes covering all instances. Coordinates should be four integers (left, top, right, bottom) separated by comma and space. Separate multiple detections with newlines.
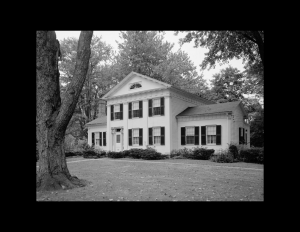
86, 72, 250, 154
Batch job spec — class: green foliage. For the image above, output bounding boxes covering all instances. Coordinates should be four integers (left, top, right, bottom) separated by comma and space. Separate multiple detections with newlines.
178, 31, 264, 71
250, 109, 264, 147
107, 151, 124, 159
140, 147, 165, 160
106, 148, 165, 160
228, 143, 239, 159
59, 35, 115, 132
114, 31, 209, 94
211, 149, 234, 163
82, 145, 106, 159
240, 147, 264, 164
170, 147, 214, 160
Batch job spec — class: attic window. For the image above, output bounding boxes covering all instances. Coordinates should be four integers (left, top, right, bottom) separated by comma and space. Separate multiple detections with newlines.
130, 83, 142, 89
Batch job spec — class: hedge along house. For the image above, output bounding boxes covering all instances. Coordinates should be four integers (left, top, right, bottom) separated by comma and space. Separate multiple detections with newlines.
85, 71, 250, 155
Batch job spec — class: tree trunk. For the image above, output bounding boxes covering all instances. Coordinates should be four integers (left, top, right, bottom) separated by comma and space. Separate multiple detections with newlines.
36, 31, 93, 192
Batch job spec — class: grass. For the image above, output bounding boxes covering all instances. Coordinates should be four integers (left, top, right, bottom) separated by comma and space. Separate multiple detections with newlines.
36, 157, 264, 201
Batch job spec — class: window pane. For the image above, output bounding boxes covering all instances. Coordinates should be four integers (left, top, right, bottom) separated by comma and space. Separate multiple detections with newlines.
133, 129, 139, 137
153, 99, 160, 107
116, 135, 120, 143
133, 102, 139, 110
115, 104, 120, 112
154, 136, 161, 144
133, 137, 139, 145
115, 112, 121, 119
153, 128, 161, 136
133, 110, 139, 117
207, 135, 216, 144
153, 107, 161, 115
187, 136, 194, 144
186, 127, 195, 136
207, 126, 216, 135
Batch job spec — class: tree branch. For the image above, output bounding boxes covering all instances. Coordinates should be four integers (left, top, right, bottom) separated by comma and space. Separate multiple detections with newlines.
55, 31, 93, 133
237, 31, 257, 44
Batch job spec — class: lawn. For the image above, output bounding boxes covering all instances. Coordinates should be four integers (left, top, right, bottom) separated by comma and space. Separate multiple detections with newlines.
36, 157, 264, 201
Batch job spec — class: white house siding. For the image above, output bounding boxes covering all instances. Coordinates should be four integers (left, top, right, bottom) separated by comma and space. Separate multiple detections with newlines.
231, 105, 250, 148
170, 95, 199, 152
177, 114, 230, 153
105, 89, 171, 154
88, 125, 108, 151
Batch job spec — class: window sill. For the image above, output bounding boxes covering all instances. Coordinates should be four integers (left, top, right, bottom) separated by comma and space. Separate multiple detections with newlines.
151, 114, 164, 117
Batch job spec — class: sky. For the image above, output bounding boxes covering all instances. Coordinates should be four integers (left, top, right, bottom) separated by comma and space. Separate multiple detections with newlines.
55, 31, 245, 88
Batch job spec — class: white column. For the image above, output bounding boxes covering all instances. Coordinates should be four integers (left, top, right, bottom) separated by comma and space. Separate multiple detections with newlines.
123, 102, 128, 150
107, 104, 112, 151
165, 96, 171, 154
143, 99, 148, 148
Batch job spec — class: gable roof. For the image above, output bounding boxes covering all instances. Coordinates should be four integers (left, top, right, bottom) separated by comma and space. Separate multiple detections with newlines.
102, 71, 171, 99
177, 101, 246, 117
101, 71, 216, 104
85, 117, 107, 127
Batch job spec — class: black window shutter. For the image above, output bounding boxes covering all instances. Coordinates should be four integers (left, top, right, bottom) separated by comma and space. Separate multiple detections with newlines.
139, 128, 143, 146
129, 102, 132, 119
161, 127, 165, 145
120, 104, 123, 120
239, 127, 242, 144
243, 128, 245, 144
100, 132, 102, 146
92, 132, 95, 146
105, 106, 107, 116
195, 127, 199, 145
245, 129, 247, 145
160, 97, 164, 115
216, 125, 221, 145
103, 132, 106, 146
129, 129, 132, 146
148, 99, 152, 117
201, 126, 206, 145
181, 127, 186, 145
111, 105, 114, 121
149, 128, 153, 145
139, 101, 143, 118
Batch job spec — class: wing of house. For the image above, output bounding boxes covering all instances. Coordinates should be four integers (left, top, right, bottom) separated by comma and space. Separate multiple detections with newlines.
85, 71, 250, 154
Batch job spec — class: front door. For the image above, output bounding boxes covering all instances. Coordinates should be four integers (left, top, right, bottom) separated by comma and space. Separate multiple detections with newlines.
115, 132, 122, 152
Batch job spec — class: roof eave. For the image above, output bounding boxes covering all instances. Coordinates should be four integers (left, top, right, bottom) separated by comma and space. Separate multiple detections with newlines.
176, 111, 232, 118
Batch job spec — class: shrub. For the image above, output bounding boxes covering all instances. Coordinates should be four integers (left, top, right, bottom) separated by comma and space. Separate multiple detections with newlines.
107, 151, 125, 159
192, 147, 215, 160
128, 148, 144, 159
121, 150, 131, 158
211, 149, 234, 163
228, 143, 239, 159
171, 147, 214, 160
140, 147, 165, 160
65, 151, 83, 157
240, 147, 264, 164
83, 145, 99, 158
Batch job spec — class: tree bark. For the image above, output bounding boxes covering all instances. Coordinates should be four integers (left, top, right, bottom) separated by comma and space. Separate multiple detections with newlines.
36, 31, 93, 192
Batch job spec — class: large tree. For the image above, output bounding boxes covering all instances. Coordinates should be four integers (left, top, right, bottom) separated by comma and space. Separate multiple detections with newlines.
177, 31, 264, 70
36, 31, 93, 191
115, 31, 209, 93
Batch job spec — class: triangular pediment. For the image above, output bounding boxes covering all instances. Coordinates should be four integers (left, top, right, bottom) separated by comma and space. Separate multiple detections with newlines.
102, 72, 171, 99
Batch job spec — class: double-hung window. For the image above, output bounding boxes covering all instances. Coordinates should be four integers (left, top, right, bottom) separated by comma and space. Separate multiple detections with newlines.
114, 104, 121, 120
95, 132, 100, 146
153, 99, 161, 115
207, 126, 216, 145
153, 127, 161, 145
133, 129, 139, 146
186, 127, 195, 144
133, 102, 139, 118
